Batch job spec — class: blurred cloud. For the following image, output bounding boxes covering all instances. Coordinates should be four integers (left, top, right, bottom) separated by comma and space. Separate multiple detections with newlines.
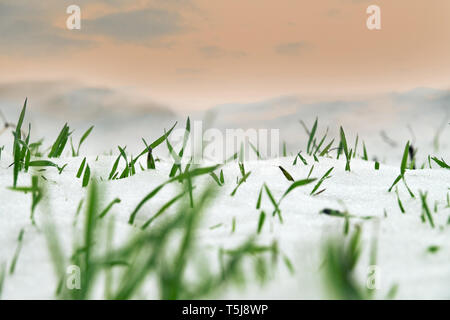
0, 2, 92, 54
0, 0, 187, 54
0, 79, 179, 155
199, 46, 246, 59
212, 87, 450, 161
275, 41, 309, 55
83, 9, 182, 44
0, 80, 175, 120
176, 68, 204, 75
0, 0, 449, 110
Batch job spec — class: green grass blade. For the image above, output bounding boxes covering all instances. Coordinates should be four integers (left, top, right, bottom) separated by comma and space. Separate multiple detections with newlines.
209, 172, 222, 186
249, 141, 262, 159
132, 122, 178, 166
388, 174, 402, 192
257, 211, 266, 234
108, 155, 121, 180
76, 125, 94, 156
420, 191, 435, 228
15, 98, 27, 143
80, 179, 99, 298
128, 183, 166, 224
48, 123, 71, 158
9, 229, 25, 275
278, 166, 294, 182
395, 187, 405, 214
307, 118, 318, 154
400, 141, 410, 175
76, 158, 87, 178
82, 164, 91, 188
313, 128, 328, 155
339, 126, 349, 157
431, 157, 450, 169
169, 118, 190, 177
219, 170, 225, 184
282, 178, 317, 200
12, 99, 27, 187
263, 184, 281, 221
362, 142, 368, 161
353, 135, 359, 159
307, 165, 314, 179
256, 186, 263, 209
99, 198, 121, 219
319, 139, 334, 157
310, 167, 333, 195
141, 192, 185, 229
231, 172, 252, 196
150, 122, 177, 149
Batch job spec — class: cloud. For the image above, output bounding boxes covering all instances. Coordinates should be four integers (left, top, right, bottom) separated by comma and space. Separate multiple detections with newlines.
199, 46, 246, 59
0, 1, 186, 54
0, 80, 175, 122
0, 2, 93, 54
211, 88, 449, 160
84, 9, 182, 44
0, 79, 178, 155
275, 41, 309, 55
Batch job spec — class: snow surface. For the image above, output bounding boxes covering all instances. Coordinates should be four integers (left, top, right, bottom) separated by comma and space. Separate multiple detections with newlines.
0, 149, 449, 299
0, 89, 449, 299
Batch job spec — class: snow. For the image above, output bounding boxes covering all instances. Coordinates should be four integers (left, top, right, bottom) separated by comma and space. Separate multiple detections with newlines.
1, 148, 449, 299
0, 89, 449, 299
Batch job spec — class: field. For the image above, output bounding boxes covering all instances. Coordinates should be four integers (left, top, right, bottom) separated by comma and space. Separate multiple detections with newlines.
0, 99, 449, 299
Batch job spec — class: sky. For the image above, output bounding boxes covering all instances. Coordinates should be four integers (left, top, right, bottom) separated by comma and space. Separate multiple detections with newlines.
1, 0, 450, 111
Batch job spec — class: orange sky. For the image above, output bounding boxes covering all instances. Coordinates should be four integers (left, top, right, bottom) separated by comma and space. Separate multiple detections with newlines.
1, 0, 450, 110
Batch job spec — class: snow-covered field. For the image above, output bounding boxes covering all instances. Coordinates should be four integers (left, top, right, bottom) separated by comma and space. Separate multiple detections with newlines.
0, 88, 449, 299
0, 112, 449, 299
